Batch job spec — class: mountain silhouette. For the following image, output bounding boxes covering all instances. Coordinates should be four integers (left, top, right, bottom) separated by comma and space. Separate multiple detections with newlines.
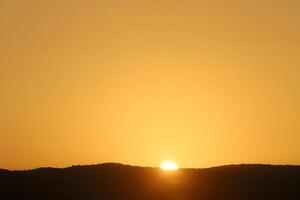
0, 163, 299, 200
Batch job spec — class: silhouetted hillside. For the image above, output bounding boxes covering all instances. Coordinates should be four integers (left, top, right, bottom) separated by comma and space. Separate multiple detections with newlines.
1, 163, 300, 200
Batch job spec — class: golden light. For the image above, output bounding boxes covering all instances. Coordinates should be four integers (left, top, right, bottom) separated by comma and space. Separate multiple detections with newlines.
160, 161, 178, 171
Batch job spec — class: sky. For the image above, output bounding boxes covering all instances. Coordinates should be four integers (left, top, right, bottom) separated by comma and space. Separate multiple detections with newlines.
0, 0, 299, 170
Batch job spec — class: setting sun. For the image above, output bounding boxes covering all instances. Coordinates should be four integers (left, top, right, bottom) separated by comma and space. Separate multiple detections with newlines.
160, 161, 178, 171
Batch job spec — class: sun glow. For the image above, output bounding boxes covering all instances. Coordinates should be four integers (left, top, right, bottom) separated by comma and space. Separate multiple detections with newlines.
160, 161, 178, 171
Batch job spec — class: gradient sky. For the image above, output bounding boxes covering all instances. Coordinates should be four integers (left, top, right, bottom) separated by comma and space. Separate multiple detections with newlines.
1, 0, 299, 170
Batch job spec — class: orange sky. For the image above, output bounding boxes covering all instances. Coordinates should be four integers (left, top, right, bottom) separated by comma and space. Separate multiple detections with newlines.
1, 0, 300, 170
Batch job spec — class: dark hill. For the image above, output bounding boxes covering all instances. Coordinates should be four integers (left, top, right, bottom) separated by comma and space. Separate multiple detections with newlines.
1, 163, 300, 200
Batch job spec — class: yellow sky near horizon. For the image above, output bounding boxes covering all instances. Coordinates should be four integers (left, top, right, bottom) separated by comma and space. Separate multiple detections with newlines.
0, 0, 300, 170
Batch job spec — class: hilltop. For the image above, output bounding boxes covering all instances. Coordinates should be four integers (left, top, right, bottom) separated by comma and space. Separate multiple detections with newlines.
0, 163, 300, 199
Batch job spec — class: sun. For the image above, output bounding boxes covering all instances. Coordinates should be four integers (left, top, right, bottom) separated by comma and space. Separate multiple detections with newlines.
160, 161, 178, 171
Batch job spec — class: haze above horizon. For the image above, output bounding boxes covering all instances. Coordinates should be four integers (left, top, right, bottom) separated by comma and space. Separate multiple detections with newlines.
0, 0, 299, 170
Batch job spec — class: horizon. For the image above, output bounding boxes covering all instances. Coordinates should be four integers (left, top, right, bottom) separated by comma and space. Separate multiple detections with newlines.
1, 0, 300, 170
2, 161, 300, 171
1, 161, 300, 199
